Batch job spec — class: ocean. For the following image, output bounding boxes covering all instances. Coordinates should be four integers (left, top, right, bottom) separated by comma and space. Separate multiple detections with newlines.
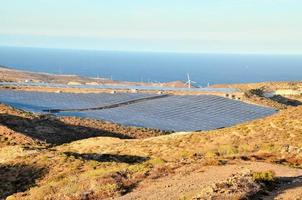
0, 46, 302, 86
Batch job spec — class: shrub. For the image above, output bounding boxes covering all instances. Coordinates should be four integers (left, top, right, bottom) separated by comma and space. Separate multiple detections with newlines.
252, 170, 275, 184
247, 88, 265, 97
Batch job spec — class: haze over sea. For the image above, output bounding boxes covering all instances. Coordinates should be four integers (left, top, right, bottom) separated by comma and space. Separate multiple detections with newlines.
1, 46, 302, 86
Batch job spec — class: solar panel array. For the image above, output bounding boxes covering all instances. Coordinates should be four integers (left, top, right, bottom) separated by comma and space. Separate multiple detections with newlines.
62, 95, 276, 131
0, 90, 276, 131
0, 90, 157, 113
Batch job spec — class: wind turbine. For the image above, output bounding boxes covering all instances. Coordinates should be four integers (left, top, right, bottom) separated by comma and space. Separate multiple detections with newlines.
185, 73, 196, 88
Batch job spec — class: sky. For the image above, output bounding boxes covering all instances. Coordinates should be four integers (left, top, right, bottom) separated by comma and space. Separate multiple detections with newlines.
0, 0, 302, 54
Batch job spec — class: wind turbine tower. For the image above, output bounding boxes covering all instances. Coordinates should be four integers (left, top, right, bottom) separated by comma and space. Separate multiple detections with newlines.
185, 73, 196, 88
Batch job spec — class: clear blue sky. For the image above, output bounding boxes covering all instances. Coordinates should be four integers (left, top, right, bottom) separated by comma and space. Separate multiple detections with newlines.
0, 0, 302, 54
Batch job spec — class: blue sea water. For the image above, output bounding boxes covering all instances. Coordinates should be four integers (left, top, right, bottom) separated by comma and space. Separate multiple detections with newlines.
0, 46, 301, 86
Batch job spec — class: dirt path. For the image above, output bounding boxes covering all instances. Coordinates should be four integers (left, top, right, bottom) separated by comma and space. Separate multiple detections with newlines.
261, 176, 302, 200
263, 185, 302, 200
114, 162, 302, 200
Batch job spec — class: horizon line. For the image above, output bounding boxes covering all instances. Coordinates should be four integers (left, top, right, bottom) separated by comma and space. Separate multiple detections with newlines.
1, 45, 302, 56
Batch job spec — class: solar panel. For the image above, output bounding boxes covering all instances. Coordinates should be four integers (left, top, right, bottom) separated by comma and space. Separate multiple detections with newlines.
0, 90, 157, 112
0, 90, 276, 131
58, 95, 276, 131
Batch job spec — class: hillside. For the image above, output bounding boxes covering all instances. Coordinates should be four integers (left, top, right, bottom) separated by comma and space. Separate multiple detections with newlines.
1, 101, 302, 199
0, 66, 189, 88
211, 81, 302, 92
210, 81, 302, 110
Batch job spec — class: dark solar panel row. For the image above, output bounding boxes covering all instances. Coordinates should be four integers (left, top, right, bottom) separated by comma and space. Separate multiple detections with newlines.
0, 90, 157, 112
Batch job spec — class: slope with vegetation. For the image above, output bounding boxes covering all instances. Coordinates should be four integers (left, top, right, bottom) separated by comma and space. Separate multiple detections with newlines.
211, 81, 302, 109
